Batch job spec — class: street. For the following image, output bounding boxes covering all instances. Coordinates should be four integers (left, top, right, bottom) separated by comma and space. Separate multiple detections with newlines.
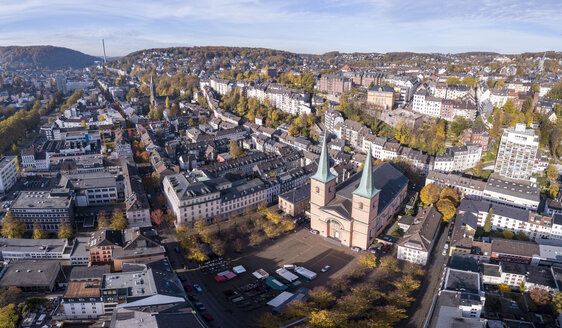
402, 221, 449, 328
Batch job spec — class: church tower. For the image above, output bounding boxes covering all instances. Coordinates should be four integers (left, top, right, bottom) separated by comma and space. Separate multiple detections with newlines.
310, 135, 336, 207
149, 75, 156, 108
352, 147, 380, 226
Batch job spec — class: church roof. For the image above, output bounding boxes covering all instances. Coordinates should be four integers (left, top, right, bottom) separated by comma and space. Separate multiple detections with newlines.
311, 135, 336, 184
334, 162, 408, 216
353, 147, 380, 199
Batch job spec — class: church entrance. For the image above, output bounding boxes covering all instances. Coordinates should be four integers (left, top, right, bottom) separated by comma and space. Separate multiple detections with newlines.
328, 219, 342, 241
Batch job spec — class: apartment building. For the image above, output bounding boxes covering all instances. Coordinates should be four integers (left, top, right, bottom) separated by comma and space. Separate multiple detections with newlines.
482, 173, 540, 211
335, 119, 372, 149
278, 184, 310, 217
11, 190, 74, 231
317, 74, 351, 95
433, 145, 482, 173
494, 124, 539, 180
323, 109, 344, 136
426, 171, 486, 200
123, 163, 150, 227
463, 127, 490, 151
0, 156, 17, 193
396, 206, 442, 265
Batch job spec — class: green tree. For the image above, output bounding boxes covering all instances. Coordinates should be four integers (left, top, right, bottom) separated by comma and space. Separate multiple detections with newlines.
518, 281, 526, 293
461, 76, 478, 88
484, 208, 493, 233
110, 209, 127, 230
530, 82, 540, 93
58, 223, 73, 239
32, 221, 47, 239
420, 184, 442, 205
516, 67, 526, 75
1, 212, 24, 239
0, 304, 19, 328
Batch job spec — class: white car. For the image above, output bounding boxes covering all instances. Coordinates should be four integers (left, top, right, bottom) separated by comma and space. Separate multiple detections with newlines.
321, 265, 331, 272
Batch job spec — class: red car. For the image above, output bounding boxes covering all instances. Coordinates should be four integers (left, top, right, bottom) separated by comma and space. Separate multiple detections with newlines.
184, 284, 193, 292
202, 314, 214, 321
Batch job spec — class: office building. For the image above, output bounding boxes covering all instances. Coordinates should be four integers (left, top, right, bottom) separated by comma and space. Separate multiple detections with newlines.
0, 156, 17, 193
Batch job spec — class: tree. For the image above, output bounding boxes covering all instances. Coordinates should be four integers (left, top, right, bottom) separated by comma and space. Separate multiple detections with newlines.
440, 187, 460, 206
230, 140, 245, 159
547, 166, 559, 181
379, 256, 400, 272
309, 287, 337, 309
1, 211, 24, 239
550, 183, 560, 199
518, 281, 526, 293
358, 253, 377, 268
461, 76, 478, 88
484, 208, 493, 233
498, 284, 511, 292
516, 67, 526, 75
165, 96, 170, 109
446, 77, 461, 85
188, 118, 196, 127
151, 209, 165, 226
436, 199, 456, 222
0, 304, 19, 328
210, 239, 226, 256
0, 287, 22, 308
58, 223, 73, 239
552, 292, 562, 314
529, 288, 551, 306
288, 124, 299, 136
157, 193, 167, 205
308, 310, 343, 328
264, 224, 281, 239
97, 211, 111, 229
11, 144, 18, 156
420, 184, 442, 205
502, 229, 515, 239
32, 221, 47, 239
110, 209, 127, 230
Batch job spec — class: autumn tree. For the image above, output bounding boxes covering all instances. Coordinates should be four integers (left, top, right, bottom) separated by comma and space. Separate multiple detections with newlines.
446, 76, 461, 85
111, 209, 127, 230
529, 288, 551, 306
358, 253, 377, 269
230, 140, 245, 159
420, 183, 442, 205
502, 229, 515, 239
436, 199, 456, 222
498, 284, 511, 291
0, 304, 19, 328
309, 287, 337, 309
550, 183, 560, 199
379, 256, 400, 272
32, 221, 47, 239
547, 166, 559, 181
58, 223, 73, 239
439, 187, 460, 206
1, 211, 24, 239
97, 211, 111, 229
552, 292, 562, 314
151, 209, 165, 226
288, 124, 299, 136
484, 208, 493, 233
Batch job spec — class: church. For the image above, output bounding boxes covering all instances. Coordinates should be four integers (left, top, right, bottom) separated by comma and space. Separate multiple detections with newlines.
310, 137, 409, 250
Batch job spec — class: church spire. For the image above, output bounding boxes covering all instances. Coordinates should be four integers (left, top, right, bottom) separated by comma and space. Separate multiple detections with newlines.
311, 134, 336, 184
353, 146, 379, 199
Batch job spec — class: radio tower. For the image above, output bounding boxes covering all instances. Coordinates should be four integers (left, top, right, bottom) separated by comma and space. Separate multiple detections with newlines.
102, 39, 107, 64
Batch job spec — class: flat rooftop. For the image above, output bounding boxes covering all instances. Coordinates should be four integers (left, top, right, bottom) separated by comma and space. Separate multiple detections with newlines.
12, 191, 72, 209
65, 281, 101, 298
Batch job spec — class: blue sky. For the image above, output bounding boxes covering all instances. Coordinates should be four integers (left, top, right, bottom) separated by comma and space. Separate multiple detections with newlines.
0, 0, 561, 56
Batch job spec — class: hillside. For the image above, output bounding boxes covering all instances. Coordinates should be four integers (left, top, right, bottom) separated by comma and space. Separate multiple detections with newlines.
0, 45, 99, 70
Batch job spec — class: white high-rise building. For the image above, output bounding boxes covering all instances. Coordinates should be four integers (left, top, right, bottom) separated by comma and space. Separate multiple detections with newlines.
494, 123, 539, 180
0, 156, 17, 193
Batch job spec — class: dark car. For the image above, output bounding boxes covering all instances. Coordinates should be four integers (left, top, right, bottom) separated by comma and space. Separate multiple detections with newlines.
194, 302, 206, 311
179, 275, 187, 282
188, 294, 199, 302
202, 314, 214, 321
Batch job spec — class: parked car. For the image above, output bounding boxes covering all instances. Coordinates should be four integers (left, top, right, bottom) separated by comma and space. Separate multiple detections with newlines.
202, 314, 214, 321
175, 247, 181, 253
309, 229, 319, 235
194, 302, 206, 311
193, 284, 203, 292
188, 294, 199, 302
368, 247, 377, 254
351, 246, 361, 252
178, 275, 187, 282
321, 265, 331, 272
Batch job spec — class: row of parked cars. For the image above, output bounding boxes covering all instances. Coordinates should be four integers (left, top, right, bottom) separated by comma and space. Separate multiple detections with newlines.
179, 275, 214, 322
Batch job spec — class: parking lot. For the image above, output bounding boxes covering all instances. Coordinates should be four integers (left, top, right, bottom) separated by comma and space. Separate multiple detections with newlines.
175, 228, 360, 327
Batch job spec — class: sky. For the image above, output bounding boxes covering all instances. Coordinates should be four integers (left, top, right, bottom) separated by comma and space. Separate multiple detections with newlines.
0, 0, 561, 57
